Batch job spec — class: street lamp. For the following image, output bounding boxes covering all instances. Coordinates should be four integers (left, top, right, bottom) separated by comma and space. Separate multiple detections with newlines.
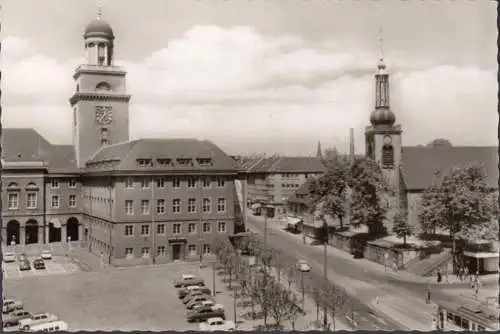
67, 236, 72, 262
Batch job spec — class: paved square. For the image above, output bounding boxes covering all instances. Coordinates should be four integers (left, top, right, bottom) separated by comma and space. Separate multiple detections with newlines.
3, 263, 222, 331
2, 256, 79, 280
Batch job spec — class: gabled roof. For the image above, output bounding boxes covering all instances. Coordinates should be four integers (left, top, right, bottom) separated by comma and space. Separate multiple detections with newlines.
86, 138, 241, 172
246, 156, 326, 173
1, 128, 78, 172
401, 146, 498, 191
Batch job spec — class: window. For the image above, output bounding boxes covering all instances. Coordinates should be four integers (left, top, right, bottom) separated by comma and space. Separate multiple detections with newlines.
157, 223, 165, 234
217, 198, 226, 213
218, 221, 226, 233
50, 179, 59, 188
125, 248, 134, 257
69, 179, 77, 188
202, 198, 211, 213
125, 177, 134, 189
156, 199, 166, 214
157, 158, 172, 167
137, 159, 153, 168
8, 193, 19, 210
187, 177, 197, 188
51, 195, 60, 208
172, 177, 181, 188
382, 144, 394, 168
203, 244, 211, 255
157, 246, 166, 256
141, 247, 150, 257
188, 244, 197, 256
27, 193, 37, 209
156, 178, 166, 188
125, 200, 133, 215
188, 198, 197, 213
188, 223, 197, 234
172, 199, 181, 213
173, 223, 181, 234
203, 222, 211, 233
217, 177, 225, 187
125, 225, 134, 236
197, 158, 212, 166
69, 195, 77, 208
101, 138, 109, 146
177, 158, 193, 166
140, 224, 150, 236
141, 200, 150, 215
202, 177, 211, 188
141, 178, 151, 189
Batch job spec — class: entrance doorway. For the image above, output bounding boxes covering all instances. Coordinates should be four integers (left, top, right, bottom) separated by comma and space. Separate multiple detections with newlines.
25, 220, 39, 244
66, 217, 79, 241
172, 244, 181, 260
6, 220, 20, 245
49, 222, 62, 243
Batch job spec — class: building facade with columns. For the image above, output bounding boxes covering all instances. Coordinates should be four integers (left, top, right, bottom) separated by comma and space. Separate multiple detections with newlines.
1, 15, 245, 266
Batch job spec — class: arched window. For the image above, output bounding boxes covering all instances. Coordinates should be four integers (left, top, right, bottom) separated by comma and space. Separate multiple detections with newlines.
95, 82, 111, 91
382, 144, 394, 168
26, 182, 38, 188
7, 182, 19, 190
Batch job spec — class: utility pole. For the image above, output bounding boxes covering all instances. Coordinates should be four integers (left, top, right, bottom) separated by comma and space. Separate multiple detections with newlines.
323, 218, 328, 330
212, 261, 216, 296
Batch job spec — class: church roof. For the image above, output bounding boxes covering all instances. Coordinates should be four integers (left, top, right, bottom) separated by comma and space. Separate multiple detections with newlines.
86, 138, 241, 173
401, 146, 498, 191
1, 128, 78, 173
245, 156, 326, 174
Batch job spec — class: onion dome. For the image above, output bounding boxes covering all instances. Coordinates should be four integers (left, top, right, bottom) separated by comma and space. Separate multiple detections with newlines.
84, 19, 114, 39
370, 108, 395, 126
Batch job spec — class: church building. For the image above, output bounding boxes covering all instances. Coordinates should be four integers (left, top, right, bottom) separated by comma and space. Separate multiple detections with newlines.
2, 14, 245, 266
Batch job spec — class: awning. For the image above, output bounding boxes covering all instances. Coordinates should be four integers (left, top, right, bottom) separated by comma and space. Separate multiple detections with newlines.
250, 203, 261, 210
286, 217, 303, 226
463, 251, 499, 259
50, 218, 62, 228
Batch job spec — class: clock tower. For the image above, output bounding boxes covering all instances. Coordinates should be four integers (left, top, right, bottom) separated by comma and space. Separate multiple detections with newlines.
364, 58, 402, 190
69, 11, 131, 168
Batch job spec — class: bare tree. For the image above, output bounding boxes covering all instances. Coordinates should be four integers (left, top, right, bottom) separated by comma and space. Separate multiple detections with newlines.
286, 293, 305, 330
325, 285, 350, 331
267, 283, 290, 328
312, 286, 322, 321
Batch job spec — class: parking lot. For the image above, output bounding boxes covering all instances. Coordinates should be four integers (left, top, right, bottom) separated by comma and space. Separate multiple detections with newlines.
3, 262, 239, 331
3, 256, 80, 281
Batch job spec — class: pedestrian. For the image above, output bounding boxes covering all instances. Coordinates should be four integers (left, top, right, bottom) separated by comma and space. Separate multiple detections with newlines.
464, 266, 469, 280
436, 269, 442, 284
445, 270, 449, 283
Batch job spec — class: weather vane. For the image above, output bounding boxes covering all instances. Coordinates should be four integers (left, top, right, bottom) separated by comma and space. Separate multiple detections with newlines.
378, 26, 385, 62
97, 5, 103, 20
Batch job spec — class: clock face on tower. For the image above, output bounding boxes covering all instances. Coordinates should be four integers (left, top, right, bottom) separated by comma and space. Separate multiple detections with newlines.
95, 106, 113, 125
383, 135, 392, 145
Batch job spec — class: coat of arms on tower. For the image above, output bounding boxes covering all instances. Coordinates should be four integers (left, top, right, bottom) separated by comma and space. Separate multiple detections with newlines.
95, 106, 113, 125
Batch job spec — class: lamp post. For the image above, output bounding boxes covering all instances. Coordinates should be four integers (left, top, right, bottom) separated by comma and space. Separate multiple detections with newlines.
66, 236, 71, 263
320, 211, 328, 330
212, 261, 216, 296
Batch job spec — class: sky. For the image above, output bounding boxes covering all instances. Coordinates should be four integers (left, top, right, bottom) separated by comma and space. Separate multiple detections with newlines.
1, 0, 497, 156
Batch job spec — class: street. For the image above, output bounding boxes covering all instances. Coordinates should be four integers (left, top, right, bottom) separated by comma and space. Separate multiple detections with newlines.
245, 214, 492, 330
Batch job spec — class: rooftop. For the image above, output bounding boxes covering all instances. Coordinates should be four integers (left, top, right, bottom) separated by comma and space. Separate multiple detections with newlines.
244, 155, 326, 174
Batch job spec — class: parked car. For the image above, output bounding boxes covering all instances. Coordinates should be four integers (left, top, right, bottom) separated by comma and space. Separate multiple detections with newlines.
296, 260, 311, 272
186, 295, 214, 310
3, 299, 24, 313
174, 274, 205, 288
19, 260, 31, 271
3, 310, 32, 327
32, 258, 46, 270
190, 300, 219, 311
25, 320, 68, 332
199, 317, 236, 331
17, 253, 27, 262
187, 305, 225, 323
40, 250, 52, 260
4, 252, 16, 263
183, 291, 211, 304
178, 286, 211, 299
18, 313, 59, 330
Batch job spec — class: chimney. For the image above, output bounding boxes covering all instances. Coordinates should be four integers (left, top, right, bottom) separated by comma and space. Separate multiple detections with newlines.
349, 128, 355, 161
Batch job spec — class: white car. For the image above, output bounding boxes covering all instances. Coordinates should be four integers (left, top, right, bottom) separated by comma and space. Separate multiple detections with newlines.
18, 313, 59, 330
4, 252, 16, 263
25, 320, 68, 332
199, 317, 236, 331
40, 250, 52, 260
296, 260, 311, 272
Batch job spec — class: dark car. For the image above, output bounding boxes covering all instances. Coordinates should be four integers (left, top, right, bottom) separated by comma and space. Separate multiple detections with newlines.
186, 305, 225, 323
19, 259, 31, 271
33, 258, 46, 270
178, 286, 212, 299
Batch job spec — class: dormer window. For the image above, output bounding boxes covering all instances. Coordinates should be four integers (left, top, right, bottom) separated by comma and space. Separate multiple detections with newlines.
157, 158, 173, 167
137, 159, 153, 168
176, 158, 193, 166
196, 158, 213, 166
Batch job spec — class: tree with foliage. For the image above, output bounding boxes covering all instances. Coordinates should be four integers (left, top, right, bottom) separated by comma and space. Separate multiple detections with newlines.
349, 157, 392, 235
392, 211, 414, 247
322, 147, 339, 165
426, 138, 453, 148
456, 219, 499, 242
418, 163, 495, 274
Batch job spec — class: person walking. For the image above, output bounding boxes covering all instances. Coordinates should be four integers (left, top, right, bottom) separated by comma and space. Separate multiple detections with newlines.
436, 269, 442, 284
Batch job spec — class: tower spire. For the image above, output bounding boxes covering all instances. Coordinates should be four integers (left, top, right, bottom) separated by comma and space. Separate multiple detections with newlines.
378, 26, 384, 63
316, 141, 323, 160
97, 5, 103, 20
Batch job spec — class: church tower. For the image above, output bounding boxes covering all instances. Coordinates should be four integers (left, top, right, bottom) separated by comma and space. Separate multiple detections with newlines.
364, 57, 402, 189
69, 9, 131, 168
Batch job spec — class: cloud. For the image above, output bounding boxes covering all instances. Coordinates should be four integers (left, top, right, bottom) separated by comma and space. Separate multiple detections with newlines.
1, 26, 496, 155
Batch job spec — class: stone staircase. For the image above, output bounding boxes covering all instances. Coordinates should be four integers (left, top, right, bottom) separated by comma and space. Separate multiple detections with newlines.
405, 249, 452, 276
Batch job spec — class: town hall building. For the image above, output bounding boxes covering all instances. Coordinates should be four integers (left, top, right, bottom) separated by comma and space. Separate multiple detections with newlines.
1, 14, 245, 266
